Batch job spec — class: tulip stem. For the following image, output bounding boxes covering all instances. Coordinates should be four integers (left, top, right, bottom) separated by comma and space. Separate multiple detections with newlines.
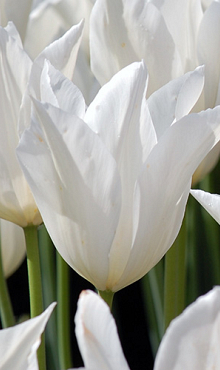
57, 252, 72, 370
98, 290, 114, 310
141, 261, 164, 355
0, 242, 15, 327
38, 225, 59, 370
164, 215, 186, 332
24, 225, 46, 370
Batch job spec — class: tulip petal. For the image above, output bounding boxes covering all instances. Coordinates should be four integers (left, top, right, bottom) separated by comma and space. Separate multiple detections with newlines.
75, 290, 130, 370
154, 287, 220, 370
1, 220, 26, 278
85, 61, 157, 289
24, 0, 93, 59
190, 189, 220, 225
0, 302, 56, 370
40, 60, 86, 117
19, 19, 84, 136
147, 66, 204, 140
17, 101, 122, 290
4, 22, 23, 46
34, 19, 84, 82
114, 107, 220, 291
85, 61, 152, 163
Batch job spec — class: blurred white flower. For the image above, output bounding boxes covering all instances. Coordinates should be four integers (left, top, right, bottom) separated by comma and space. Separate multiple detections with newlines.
90, 0, 220, 181
24, 0, 97, 104
90, 0, 220, 108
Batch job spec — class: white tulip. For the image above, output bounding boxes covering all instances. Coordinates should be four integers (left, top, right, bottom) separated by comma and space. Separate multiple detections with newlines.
17, 61, 220, 292
0, 20, 83, 227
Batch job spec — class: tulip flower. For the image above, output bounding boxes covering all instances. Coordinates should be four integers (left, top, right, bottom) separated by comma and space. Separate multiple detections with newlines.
70, 290, 130, 370
17, 61, 220, 294
0, 19, 83, 227
90, 0, 220, 182
154, 287, 220, 369
0, 20, 85, 329
0, 302, 56, 370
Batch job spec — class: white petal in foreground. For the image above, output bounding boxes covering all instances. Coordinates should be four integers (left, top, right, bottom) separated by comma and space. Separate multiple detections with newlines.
154, 287, 220, 370
0, 302, 56, 370
190, 189, 220, 225
74, 290, 130, 370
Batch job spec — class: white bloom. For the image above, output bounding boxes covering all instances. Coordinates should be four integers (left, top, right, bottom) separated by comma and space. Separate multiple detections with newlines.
0, 20, 83, 227
17, 61, 220, 291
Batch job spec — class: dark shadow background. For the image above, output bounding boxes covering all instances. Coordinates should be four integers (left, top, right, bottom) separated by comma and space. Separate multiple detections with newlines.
5, 259, 154, 370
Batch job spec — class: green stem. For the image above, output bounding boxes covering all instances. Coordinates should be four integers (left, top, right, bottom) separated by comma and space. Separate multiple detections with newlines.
38, 225, 59, 370
24, 225, 45, 370
185, 196, 199, 305
141, 260, 164, 356
0, 238, 15, 327
164, 215, 187, 332
98, 289, 114, 310
57, 252, 72, 370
